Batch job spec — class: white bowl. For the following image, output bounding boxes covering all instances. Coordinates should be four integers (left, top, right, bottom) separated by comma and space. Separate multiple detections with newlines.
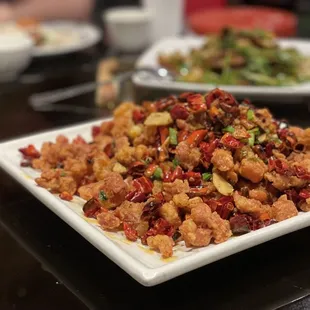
0, 31, 33, 82
102, 7, 151, 52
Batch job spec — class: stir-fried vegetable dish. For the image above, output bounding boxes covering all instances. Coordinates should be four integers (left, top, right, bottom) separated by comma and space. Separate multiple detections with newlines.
158, 28, 310, 86
19, 89, 310, 258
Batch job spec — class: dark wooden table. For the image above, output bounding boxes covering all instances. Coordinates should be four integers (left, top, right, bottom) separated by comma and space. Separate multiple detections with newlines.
1, 47, 310, 310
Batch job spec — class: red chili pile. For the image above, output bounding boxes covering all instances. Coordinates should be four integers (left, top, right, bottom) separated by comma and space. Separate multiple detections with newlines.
19, 89, 310, 258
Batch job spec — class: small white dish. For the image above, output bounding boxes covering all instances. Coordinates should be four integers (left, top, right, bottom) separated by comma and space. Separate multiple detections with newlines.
0, 31, 33, 81
1, 120, 310, 286
102, 7, 151, 52
133, 36, 310, 99
33, 21, 102, 57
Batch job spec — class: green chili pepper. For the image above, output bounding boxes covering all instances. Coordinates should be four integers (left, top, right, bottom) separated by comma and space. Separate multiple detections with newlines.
249, 127, 260, 136
169, 128, 178, 146
248, 132, 255, 146
98, 190, 108, 201
202, 172, 212, 181
247, 109, 255, 121
153, 167, 163, 179
172, 158, 180, 169
222, 126, 235, 133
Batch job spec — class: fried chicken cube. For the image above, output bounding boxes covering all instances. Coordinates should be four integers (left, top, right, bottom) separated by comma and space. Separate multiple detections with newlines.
233, 191, 267, 216
162, 179, 190, 201
205, 212, 232, 244
97, 211, 121, 230
159, 202, 182, 228
175, 141, 201, 171
147, 235, 174, 258
211, 149, 234, 172
272, 194, 298, 222
239, 157, 267, 183
190, 203, 212, 224
179, 219, 212, 247
114, 200, 144, 224
172, 192, 189, 208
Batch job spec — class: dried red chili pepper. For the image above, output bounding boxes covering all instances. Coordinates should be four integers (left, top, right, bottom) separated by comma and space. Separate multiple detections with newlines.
103, 143, 114, 158
19, 144, 40, 159
144, 164, 158, 177
123, 222, 138, 241
155, 96, 177, 111
186, 129, 208, 147
73, 135, 87, 145
277, 128, 289, 140
189, 186, 211, 196
268, 158, 275, 171
178, 92, 194, 102
59, 191, 73, 201
183, 171, 201, 186
299, 189, 310, 199
284, 189, 299, 204
230, 213, 275, 233
127, 161, 146, 177
204, 198, 217, 211
251, 218, 276, 230
132, 176, 153, 194
91, 126, 101, 138
265, 142, 275, 157
159, 127, 169, 144
205, 196, 234, 219
163, 170, 172, 183
216, 202, 234, 220
125, 190, 146, 203
294, 166, 310, 180
171, 166, 183, 181
230, 214, 251, 235
132, 109, 145, 123
187, 94, 207, 112
221, 134, 244, 149
170, 104, 189, 120
83, 197, 101, 218
141, 200, 162, 222
205, 88, 237, 108
178, 130, 189, 143
154, 192, 165, 202
268, 159, 290, 175
141, 218, 175, 244
200, 139, 220, 167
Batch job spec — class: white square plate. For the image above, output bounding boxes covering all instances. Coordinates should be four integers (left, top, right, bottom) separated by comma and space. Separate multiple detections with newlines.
133, 36, 310, 98
1, 120, 310, 286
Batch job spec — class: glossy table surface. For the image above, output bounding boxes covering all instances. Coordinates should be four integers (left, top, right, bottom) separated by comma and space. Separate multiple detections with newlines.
1, 47, 310, 310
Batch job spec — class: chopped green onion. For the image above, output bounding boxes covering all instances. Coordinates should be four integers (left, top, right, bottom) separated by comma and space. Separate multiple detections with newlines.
60, 171, 66, 177
249, 127, 260, 136
222, 126, 235, 133
143, 157, 152, 165
247, 109, 255, 121
169, 128, 178, 146
248, 132, 255, 146
172, 158, 180, 169
153, 167, 163, 179
202, 172, 212, 181
98, 190, 108, 201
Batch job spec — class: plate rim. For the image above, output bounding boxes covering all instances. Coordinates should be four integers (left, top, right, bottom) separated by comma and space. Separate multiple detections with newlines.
1, 119, 310, 286
134, 36, 310, 97
32, 21, 102, 57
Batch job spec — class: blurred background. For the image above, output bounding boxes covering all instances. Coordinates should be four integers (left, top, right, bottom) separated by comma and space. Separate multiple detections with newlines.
2, 1, 310, 310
